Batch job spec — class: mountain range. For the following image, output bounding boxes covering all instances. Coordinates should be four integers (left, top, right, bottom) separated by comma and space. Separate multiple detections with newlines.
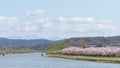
0, 35, 120, 49
0, 38, 54, 48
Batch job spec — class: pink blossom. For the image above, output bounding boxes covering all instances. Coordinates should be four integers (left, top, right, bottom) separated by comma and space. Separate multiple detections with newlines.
60, 46, 120, 57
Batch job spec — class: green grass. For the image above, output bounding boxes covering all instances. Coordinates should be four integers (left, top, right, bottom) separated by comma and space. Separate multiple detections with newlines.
0, 49, 2, 54
48, 54, 120, 64
0, 48, 37, 54
46, 42, 69, 53
8, 48, 36, 53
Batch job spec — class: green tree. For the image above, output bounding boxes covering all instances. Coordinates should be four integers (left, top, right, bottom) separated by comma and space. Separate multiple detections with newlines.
71, 39, 87, 48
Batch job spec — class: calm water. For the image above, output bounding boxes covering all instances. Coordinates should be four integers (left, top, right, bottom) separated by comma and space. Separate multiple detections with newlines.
0, 53, 120, 68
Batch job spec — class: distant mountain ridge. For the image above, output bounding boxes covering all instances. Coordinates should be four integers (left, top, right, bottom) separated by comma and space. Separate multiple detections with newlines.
62, 36, 120, 46
0, 35, 120, 48
0, 38, 54, 48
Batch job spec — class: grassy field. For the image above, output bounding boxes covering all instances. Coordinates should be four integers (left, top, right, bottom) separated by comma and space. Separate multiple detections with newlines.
0, 48, 38, 54
48, 54, 120, 64
46, 42, 69, 53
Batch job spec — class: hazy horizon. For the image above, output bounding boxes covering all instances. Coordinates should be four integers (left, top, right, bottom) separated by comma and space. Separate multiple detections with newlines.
0, 35, 120, 41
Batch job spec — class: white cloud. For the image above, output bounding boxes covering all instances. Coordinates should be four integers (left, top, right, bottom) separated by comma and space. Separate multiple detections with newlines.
24, 26, 38, 32
56, 16, 66, 23
0, 16, 20, 33
43, 23, 53, 28
0, 16, 38, 32
36, 18, 49, 23
26, 9, 45, 16
0, 15, 118, 39
95, 24, 116, 31
0, 16, 7, 20
0, 16, 19, 25
10, 17, 19, 21
56, 16, 95, 23
33, 17, 117, 39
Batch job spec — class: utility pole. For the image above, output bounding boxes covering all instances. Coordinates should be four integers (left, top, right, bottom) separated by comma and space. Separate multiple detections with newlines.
2, 46, 5, 56
40, 47, 46, 56
41, 47, 44, 56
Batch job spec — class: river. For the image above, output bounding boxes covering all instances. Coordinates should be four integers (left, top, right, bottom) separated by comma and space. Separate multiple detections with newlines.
0, 53, 119, 68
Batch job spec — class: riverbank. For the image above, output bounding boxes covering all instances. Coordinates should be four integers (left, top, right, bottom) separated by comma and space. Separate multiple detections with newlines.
48, 54, 120, 64
0, 48, 38, 54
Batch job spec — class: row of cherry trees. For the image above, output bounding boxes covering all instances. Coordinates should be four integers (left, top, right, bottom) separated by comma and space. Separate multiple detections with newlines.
60, 46, 120, 57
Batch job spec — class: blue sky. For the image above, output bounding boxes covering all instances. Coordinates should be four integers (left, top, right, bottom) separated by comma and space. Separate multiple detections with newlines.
0, 0, 120, 40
